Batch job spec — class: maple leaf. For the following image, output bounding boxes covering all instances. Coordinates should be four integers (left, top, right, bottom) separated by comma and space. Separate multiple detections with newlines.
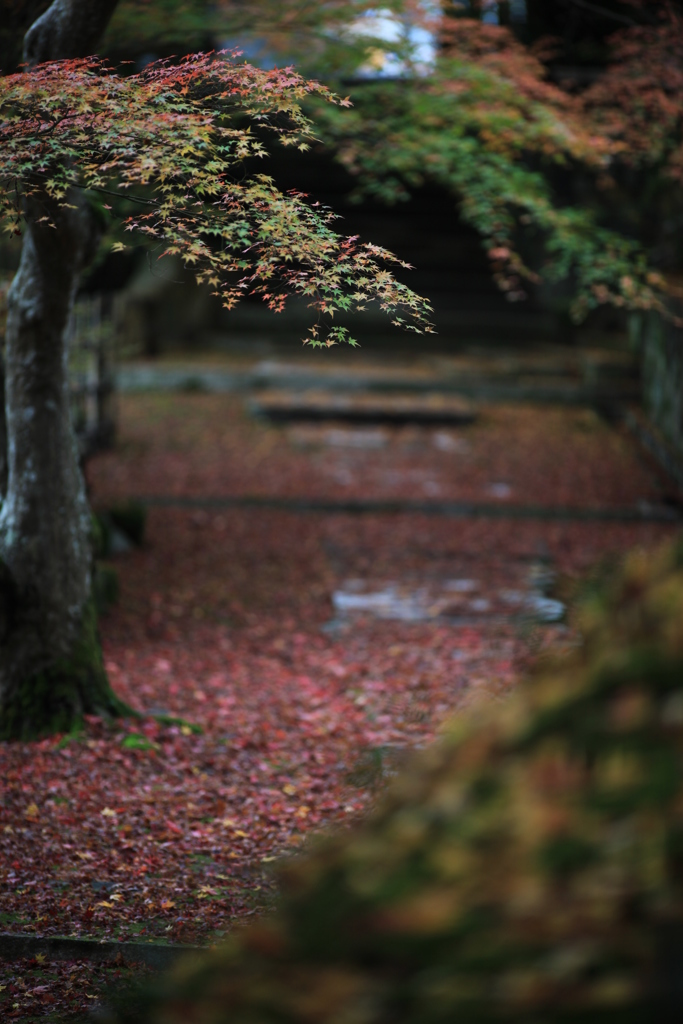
0, 53, 434, 347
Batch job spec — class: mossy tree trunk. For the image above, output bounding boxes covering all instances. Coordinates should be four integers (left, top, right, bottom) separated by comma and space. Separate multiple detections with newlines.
0, 0, 129, 740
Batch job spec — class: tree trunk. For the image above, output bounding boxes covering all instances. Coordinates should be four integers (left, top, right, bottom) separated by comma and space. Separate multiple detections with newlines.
0, 356, 7, 498
0, 0, 128, 740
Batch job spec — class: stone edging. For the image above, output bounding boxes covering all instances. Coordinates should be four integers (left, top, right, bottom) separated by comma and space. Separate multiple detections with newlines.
0, 932, 203, 970
136, 493, 682, 523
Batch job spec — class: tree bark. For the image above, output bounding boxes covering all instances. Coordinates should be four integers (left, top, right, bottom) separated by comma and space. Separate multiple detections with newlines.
0, 0, 127, 739
0, 356, 7, 498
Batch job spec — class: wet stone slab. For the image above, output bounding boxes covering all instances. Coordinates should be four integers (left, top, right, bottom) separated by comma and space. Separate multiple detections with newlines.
328, 568, 565, 628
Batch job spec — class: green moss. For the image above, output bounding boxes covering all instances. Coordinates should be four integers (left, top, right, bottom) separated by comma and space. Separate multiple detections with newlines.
0, 598, 135, 741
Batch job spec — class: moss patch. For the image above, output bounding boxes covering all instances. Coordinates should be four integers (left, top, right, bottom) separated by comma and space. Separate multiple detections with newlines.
0, 598, 135, 741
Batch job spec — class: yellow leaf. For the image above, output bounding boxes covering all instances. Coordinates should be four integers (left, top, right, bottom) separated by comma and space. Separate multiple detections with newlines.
35, 954, 46, 964
282, 784, 297, 796
161, 900, 175, 910
96, 901, 114, 909
180, 725, 192, 736
220, 818, 237, 828
25, 803, 39, 819
233, 829, 248, 838
101, 808, 116, 818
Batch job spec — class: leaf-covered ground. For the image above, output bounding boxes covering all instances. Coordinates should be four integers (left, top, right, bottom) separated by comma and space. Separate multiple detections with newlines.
0, 392, 678, 1020
0, 956, 151, 1022
90, 394, 667, 508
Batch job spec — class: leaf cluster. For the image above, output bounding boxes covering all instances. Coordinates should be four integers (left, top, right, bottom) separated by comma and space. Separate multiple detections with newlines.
94, 2, 683, 319
584, 4, 683, 183
0, 52, 433, 346
315, 18, 669, 321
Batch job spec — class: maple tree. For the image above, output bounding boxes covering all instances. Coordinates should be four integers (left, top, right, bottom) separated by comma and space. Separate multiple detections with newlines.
102, 1, 678, 319
314, 11, 681, 321
581, 1, 683, 279
0, 0, 431, 741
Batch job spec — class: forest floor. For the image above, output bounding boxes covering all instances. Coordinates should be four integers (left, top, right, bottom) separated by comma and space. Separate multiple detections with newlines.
0, 387, 680, 1020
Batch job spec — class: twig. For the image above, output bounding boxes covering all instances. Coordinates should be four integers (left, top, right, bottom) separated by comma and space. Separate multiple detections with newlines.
71, 182, 159, 207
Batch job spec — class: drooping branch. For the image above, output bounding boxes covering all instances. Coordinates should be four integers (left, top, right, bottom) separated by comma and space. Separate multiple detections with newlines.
0, 54, 434, 346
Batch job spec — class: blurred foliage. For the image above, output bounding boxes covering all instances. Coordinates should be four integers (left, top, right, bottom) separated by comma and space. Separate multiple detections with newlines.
101, 2, 682, 320
582, 3, 683, 277
103, 0, 389, 76
5, 1, 683, 320
110, 537, 683, 1022
314, 18, 668, 321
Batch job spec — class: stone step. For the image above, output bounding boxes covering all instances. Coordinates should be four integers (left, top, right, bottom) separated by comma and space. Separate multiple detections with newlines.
248, 389, 478, 425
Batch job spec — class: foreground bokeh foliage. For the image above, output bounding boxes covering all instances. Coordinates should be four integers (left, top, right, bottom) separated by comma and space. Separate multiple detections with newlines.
111, 537, 683, 1023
